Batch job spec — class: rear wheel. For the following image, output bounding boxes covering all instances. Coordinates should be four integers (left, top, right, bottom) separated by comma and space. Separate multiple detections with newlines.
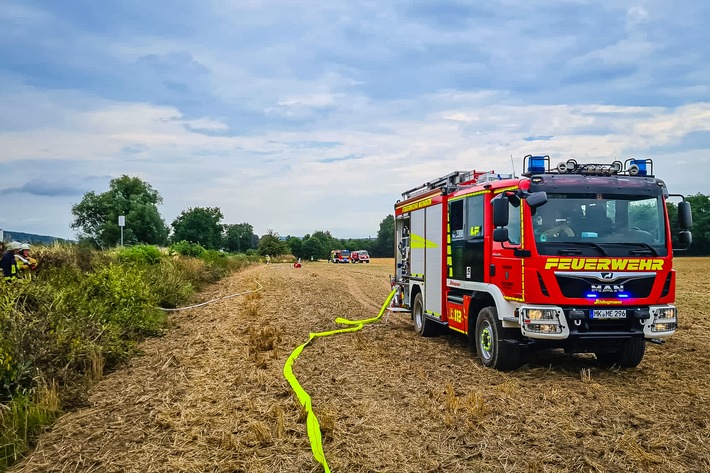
596, 337, 645, 368
473, 307, 519, 370
412, 293, 437, 337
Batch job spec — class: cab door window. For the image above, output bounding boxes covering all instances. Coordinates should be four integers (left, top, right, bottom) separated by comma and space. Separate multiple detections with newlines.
466, 194, 484, 239
507, 204, 521, 245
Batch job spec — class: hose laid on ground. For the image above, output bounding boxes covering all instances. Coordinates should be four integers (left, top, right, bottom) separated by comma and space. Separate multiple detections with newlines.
283, 288, 397, 473
157, 279, 263, 312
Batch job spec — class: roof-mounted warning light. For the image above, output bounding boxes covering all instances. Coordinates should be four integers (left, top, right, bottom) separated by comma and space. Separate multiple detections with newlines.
625, 158, 652, 177
522, 155, 550, 176
522, 155, 655, 177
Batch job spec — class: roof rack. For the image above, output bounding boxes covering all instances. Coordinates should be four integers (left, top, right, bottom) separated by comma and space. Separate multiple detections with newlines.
522, 155, 655, 177
401, 170, 488, 200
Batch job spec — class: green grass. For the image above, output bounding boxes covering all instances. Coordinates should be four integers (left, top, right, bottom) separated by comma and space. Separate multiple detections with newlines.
0, 243, 259, 470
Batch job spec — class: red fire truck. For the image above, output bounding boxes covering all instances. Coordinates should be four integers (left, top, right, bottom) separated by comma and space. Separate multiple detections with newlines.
328, 249, 351, 263
392, 156, 692, 370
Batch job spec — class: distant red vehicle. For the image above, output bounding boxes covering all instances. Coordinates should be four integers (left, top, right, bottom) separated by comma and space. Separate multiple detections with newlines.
351, 250, 370, 263
328, 249, 351, 263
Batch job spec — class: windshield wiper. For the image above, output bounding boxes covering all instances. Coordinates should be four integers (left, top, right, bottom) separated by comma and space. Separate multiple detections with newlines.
552, 241, 608, 256
608, 242, 659, 256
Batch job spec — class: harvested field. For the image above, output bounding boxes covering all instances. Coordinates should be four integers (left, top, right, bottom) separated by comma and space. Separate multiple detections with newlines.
10, 257, 710, 472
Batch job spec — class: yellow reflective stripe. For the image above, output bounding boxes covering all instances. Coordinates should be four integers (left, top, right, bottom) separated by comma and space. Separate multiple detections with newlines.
449, 189, 489, 201
283, 289, 397, 473
410, 233, 439, 249
493, 185, 518, 194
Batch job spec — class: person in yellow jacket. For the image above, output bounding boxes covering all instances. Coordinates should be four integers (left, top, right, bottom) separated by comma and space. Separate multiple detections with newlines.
15, 243, 38, 278
1, 241, 21, 282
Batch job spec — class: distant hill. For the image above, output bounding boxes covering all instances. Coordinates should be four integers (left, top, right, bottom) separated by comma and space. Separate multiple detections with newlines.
1, 230, 73, 245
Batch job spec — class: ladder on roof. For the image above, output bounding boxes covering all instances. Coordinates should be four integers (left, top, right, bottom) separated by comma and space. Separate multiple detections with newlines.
401, 170, 479, 200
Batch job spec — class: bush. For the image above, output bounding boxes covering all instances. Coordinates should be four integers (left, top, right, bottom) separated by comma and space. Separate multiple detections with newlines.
169, 240, 205, 257
145, 258, 196, 309
0, 243, 257, 469
116, 245, 163, 265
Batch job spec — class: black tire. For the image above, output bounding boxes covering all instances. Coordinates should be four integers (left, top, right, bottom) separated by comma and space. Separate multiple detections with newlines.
412, 292, 437, 337
473, 307, 520, 370
596, 337, 645, 368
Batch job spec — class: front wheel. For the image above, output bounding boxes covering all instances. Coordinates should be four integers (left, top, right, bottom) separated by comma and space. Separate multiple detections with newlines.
412, 293, 437, 337
473, 307, 519, 370
596, 337, 645, 368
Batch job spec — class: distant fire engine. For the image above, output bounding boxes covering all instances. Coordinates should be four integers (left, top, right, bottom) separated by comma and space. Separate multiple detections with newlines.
392, 156, 692, 370
329, 249, 351, 263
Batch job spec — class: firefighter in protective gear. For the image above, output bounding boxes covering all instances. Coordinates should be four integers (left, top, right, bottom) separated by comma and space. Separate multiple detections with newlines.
15, 243, 38, 278
1, 241, 21, 282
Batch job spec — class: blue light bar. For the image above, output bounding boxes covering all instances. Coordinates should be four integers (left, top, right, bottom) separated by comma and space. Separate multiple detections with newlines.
617, 293, 630, 299
586, 293, 598, 298
528, 155, 547, 174
631, 159, 647, 176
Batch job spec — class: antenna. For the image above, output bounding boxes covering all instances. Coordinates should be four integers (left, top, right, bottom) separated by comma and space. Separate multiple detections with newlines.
510, 155, 517, 178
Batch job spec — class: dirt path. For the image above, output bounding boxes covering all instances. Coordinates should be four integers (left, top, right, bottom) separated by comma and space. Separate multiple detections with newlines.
10, 259, 710, 472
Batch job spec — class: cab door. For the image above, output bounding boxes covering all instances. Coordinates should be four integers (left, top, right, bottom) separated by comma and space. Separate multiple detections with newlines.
490, 202, 524, 300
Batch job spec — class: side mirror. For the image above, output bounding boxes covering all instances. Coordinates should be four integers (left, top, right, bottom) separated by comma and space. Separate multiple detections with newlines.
678, 231, 692, 248
526, 191, 548, 209
678, 201, 692, 230
493, 227, 509, 243
492, 197, 509, 227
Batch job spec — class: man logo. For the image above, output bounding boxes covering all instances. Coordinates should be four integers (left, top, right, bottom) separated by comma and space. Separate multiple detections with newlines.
591, 284, 624, 293
601, 272, 614, 280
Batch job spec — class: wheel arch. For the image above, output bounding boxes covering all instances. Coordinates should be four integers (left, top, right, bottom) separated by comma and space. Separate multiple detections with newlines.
409, 283, 423, 317
467, 292, 496, 335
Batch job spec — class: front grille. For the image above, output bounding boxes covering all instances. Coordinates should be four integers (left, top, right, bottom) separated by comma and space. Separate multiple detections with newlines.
556, 274, 655, 299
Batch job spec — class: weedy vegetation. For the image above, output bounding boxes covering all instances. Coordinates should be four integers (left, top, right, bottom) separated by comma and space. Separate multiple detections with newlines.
0, 242, 258, 469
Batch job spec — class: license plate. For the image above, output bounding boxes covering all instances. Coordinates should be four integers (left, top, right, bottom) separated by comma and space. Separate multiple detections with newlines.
590, 309, 627, 319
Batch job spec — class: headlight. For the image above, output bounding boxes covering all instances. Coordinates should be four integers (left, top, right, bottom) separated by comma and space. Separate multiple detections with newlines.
652, 323, 676, 332
525, 323, 562, 334
523, 308, 557, 321
655, 308, 676, 320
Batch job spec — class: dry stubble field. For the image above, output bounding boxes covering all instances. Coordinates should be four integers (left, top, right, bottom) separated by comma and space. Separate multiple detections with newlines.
10, 258, 710, 472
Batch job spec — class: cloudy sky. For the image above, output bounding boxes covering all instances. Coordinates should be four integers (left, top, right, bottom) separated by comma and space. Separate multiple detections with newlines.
1, 0, 708, 241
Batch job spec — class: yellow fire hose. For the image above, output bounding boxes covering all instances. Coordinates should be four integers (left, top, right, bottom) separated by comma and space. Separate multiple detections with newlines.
283, 288, 397, 473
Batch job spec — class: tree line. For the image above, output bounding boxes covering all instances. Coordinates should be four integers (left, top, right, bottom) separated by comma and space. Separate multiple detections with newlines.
70, 175, 395, 258
70, 175, 710, 258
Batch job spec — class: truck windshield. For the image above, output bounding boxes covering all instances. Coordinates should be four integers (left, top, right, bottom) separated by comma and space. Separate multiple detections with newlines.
532, 193, 668, 257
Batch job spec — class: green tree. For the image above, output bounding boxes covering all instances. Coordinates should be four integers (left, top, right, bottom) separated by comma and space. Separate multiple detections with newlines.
224, 222, 256, 253
684, 194, 710, 255
301, 236, 328, 259
373, 214, 394, 257
287, 236, 304, 259
171, 207, 224, 250
343, 237, 375, 253
71, 175, 169, 247
257, 230, 289, 257
667, 193, 709, 255
310, 230, 338, 253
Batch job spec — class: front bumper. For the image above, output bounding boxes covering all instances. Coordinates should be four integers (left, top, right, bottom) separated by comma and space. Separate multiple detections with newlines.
515, 304, 677, 340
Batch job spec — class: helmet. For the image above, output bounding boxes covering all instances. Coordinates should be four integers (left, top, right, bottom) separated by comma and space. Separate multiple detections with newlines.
20, 243, 31, 251
7, 241, 21, 251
